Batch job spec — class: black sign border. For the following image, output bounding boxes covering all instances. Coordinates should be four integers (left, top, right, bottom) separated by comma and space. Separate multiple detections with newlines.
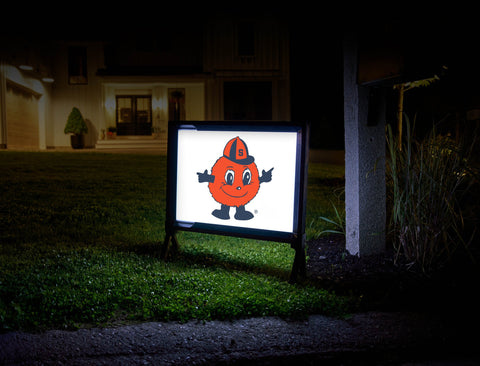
163, 121, 309, 282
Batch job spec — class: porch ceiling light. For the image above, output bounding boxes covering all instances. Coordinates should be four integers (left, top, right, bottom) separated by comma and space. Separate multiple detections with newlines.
19, 64, 34, 71
42, 76, 54, 83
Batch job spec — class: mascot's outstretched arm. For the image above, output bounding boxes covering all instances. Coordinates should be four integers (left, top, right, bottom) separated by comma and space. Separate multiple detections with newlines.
197, 170, 215, 183
259, 167, 274, 183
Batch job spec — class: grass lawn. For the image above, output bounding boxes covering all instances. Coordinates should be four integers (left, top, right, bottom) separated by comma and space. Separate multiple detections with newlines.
0, 151, 347, 331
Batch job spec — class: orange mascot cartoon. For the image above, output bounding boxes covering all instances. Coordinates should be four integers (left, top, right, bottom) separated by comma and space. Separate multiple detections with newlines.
197, 136, 273, 220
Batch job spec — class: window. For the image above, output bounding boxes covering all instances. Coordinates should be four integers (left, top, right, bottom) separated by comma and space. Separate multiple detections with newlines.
224, 82, 272, 121
117, 97, 133, 123
168, 88, 185, 121
116, 96, 152, 135
237, 22, 255, 57
68, 47, 87, 85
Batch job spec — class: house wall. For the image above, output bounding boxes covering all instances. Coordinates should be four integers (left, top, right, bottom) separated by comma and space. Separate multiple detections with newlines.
102, 80, 205, 137
203, 17, 290, 121
49, 42, 105, 148
203, 17, 287, 72
2, 14, 290, 149
49, 41, 207, 148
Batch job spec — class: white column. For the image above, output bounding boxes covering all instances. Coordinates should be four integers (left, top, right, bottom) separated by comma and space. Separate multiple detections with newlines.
343, 34, 386, 256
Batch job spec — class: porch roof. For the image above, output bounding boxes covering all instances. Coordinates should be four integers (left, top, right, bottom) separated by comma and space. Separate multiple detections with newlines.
96, 66, 206, 77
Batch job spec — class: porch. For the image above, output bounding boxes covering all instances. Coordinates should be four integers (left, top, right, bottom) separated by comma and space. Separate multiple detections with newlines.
95, 136, 167, 153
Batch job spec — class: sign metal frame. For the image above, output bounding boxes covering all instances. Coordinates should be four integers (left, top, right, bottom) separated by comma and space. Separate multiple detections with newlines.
162, 121, 309, 282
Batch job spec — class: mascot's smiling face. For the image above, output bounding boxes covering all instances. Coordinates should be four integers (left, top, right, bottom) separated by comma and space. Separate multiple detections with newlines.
208, 156, 260, 207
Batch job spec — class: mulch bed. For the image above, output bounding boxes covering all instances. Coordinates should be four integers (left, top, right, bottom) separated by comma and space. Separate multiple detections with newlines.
305, 234, 480, 313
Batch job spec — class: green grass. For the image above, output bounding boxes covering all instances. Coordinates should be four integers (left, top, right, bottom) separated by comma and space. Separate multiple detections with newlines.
0, 151, 346, 331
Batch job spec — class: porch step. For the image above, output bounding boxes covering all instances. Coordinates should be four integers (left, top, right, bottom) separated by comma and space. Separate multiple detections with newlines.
95, 137, 167, 153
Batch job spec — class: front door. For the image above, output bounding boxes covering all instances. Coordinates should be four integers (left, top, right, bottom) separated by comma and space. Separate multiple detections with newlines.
116, 95, 152, 136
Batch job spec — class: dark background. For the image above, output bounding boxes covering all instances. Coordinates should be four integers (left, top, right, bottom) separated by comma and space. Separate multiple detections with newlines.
4, 6, 479, 150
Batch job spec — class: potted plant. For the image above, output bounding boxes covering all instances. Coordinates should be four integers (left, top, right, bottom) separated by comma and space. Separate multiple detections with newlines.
64, 107, 88, 149
107, 126, 117, 139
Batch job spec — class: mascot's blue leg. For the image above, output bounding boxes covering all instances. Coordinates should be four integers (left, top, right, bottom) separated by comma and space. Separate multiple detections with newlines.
234, 205, 254, 220
212, 204, 230, 220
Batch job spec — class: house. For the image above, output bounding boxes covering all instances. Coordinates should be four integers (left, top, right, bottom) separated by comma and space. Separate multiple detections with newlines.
0, 14, 291, 151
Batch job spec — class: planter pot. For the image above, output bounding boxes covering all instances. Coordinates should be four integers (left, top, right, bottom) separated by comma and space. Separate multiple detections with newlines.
70, 134, 85, 149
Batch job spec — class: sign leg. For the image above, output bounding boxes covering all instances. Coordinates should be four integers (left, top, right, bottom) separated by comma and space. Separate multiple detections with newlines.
289, 237, 306, 283
161, 229, 179, 259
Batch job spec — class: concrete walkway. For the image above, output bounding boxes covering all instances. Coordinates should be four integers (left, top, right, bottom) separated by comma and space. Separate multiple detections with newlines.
1, 312, 479, 365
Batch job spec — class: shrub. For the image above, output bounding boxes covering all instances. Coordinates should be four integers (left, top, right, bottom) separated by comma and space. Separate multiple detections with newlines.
386, 116, 478, 273
64, 107, 88, 135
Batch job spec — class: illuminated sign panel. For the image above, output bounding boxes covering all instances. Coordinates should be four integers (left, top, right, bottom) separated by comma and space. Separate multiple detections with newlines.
165, 121, 308, 243
176, 129, 297, 233
164, 121, 309, 280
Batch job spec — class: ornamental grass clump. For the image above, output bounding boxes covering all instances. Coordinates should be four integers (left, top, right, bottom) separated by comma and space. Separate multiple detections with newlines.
386, 116, 478, 274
